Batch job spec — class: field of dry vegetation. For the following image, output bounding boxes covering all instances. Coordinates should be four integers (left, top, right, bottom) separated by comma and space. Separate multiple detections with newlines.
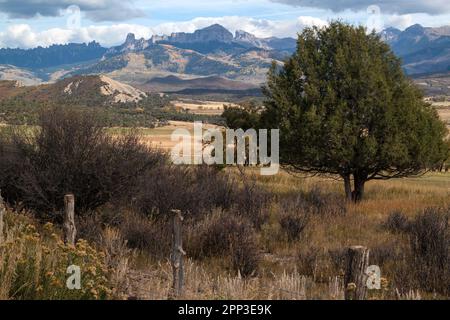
121, 170, 450, 300
0, 109, 449, 300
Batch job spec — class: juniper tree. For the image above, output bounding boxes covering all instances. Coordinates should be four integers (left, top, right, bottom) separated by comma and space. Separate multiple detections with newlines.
261, 22, 449, 202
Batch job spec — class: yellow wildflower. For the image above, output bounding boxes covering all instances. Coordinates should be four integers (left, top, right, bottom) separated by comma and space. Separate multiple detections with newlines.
43, 222, 54, 231
347, 283, 357, 291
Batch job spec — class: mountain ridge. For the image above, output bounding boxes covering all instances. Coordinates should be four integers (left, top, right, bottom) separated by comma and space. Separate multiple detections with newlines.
381, 24, 450, 75
0, 23, 449, 90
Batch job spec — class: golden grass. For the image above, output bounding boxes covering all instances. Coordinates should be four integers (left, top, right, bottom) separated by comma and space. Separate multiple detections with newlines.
172, 100, 231, 116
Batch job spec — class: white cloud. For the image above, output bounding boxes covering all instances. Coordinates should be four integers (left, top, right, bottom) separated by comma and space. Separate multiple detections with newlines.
151, 15, 327, 38
0, 0, 144, 22
0, 24, 153, 48
0, 15, 329, 49
270, 0, 450, 15
385, 15, 413, 30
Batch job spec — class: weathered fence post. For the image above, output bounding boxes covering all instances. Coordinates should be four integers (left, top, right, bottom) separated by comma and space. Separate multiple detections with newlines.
63, 194, 77, 246
0, 191, 5, 244
344, 245, 370, 300
170, 209, 185, 299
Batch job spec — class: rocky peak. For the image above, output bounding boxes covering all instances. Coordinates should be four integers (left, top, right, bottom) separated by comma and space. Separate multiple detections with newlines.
234, 30, 269, 49
235, 30, 256, 41
379, 27, 401, 43
403, 24, 425, 36
169, 24, 234, 43
125, 33, 136, 44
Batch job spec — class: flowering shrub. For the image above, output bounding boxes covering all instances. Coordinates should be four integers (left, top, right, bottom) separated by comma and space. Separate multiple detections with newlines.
0, 211, 114, 300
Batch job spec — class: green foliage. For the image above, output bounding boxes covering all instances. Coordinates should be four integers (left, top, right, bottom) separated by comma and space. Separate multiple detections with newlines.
0, 92, 223, 127
221, 100, 262, 130
260, 22, 449, 201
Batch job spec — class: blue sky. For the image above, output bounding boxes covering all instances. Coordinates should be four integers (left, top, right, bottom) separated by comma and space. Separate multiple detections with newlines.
0, 0, 449, 48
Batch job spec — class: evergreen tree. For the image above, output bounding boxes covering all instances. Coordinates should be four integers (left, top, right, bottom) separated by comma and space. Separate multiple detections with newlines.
261, 22, 449, 202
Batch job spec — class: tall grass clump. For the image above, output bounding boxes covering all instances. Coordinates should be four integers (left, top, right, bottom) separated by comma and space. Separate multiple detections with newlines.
187, 210, 260, 277
409, 207, 449, 295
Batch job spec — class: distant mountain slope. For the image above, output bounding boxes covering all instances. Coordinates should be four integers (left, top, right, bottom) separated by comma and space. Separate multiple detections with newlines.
381, 24, 450, 75
0, 65, 42, 86
0, 75, 146, 106
413, 72, 450, 96
0, 42, 107, 70
141, 75, 258, 92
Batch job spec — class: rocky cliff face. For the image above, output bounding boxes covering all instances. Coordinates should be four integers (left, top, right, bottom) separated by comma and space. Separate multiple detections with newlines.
106, 33, 150, 56
234, 30, 270, 49
167, 24, 234, 43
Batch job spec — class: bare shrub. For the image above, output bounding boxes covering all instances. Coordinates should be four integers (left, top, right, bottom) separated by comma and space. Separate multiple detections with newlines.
281, 187, 346, 216
229, 231, 260, 278
0, 107, 162, 216
327, 248, 346, 273
119, 211, 171, 258
297, 247, 320, 278
297, 247, 341, 282
187, 211, 260, 277
384, 211, 411, 233
233, 176, 272, 229
309, 187, 347, 215
277, 194, 311, 241
278, 211, 309, 242
76, 213, 105, 244
135, 165, 236, 219
409, 207, 450, 295
371, 241, 404, 267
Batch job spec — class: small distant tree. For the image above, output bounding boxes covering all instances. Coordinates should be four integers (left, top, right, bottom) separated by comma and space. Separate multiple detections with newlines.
222, 101, 262, 130
260, 22, 449, 202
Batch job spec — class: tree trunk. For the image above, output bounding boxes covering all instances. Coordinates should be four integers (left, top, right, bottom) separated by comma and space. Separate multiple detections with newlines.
343, 174, 352, 201
352, 175, 366, 203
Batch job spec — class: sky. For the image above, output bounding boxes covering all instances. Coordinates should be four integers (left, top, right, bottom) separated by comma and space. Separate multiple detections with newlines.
0, 0, 449, 49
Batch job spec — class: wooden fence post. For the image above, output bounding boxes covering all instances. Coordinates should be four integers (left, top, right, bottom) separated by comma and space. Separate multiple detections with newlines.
344, 245, 370, 300
0, 191, 5, 244
63, 194, 77, 246
170, 209, 185, 299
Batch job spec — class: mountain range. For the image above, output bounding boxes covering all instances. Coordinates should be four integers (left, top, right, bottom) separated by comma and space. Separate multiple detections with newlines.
380, 24, 450, 75
0, 23, 449, 93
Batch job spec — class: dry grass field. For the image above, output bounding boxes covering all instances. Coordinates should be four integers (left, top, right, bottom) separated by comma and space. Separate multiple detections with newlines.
171, 100, 232, 116
430, 99, 450, 131
122, 170, 449, 300
109, 121, 222, 162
